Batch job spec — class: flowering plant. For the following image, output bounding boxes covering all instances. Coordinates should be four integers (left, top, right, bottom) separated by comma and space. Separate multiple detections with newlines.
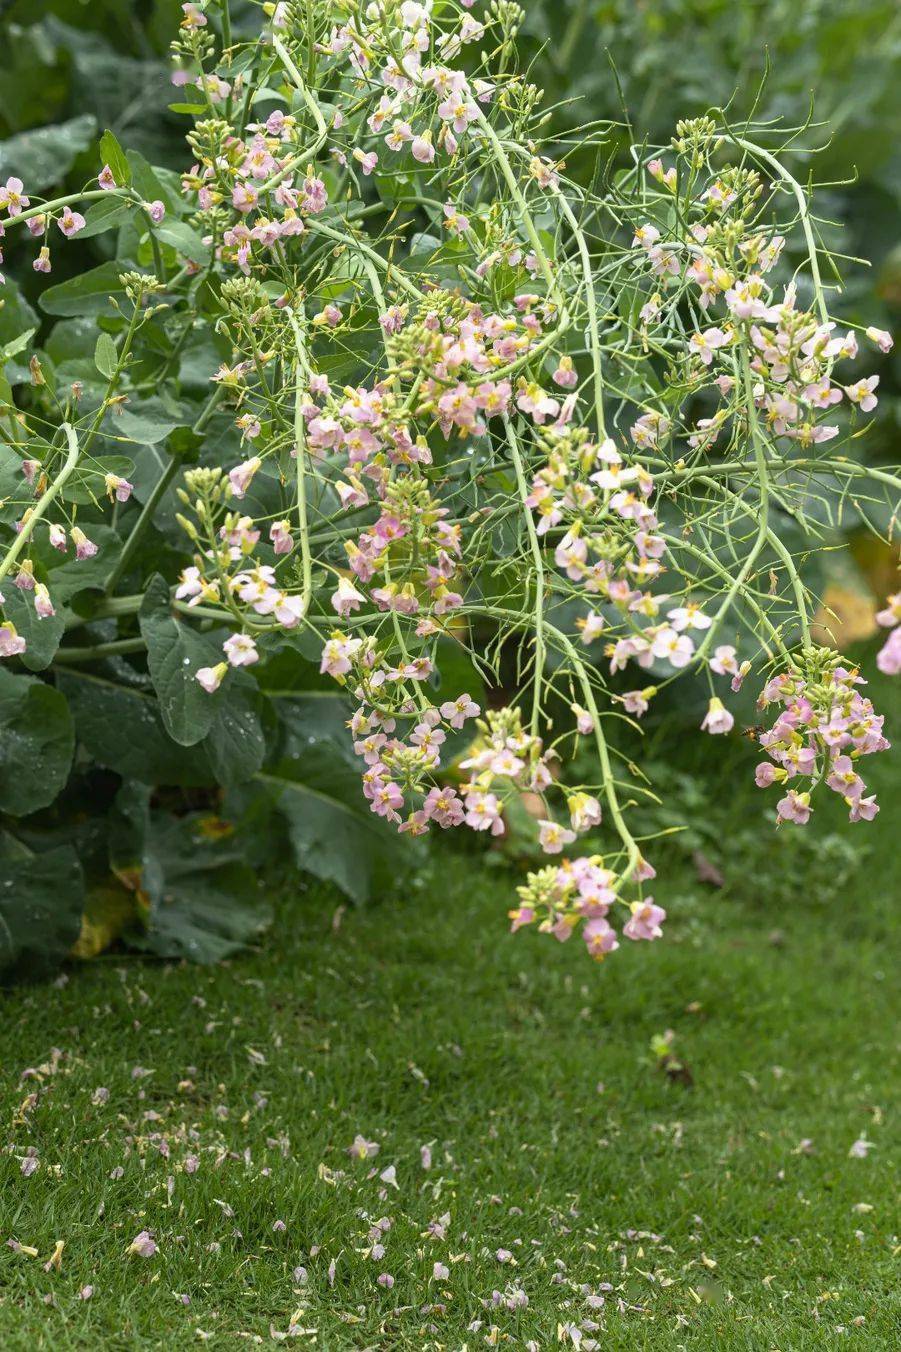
0, 0, 896, 975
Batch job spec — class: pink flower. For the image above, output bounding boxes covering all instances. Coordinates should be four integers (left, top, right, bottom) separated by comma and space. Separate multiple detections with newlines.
320, 634, 362, 678
700, 697, 734, 735
71, 527, 98, 560
0, 623, 26, 658
442, 202, 469, 235
439, 693, 480, 728
651, 628, 694, 668
98, 165, 117, 191
269, 520, 294, 555
622, 688, 653, 717
33, 583, 55, 618
845, 375, 879, 412
48, 523, 67, 552
754, 762, 778, 788
865, 326, 892, 354
776, 789, 812, 825
315, 304, 342, 328
353, 149, 378, 176
876, 627, 901, 675
432, 1261, 449, 1280
689, 327, 729, 365
377, 1273, 394, 1288
0, 177, 29, 216
623, 898, 666, 941
348, 1134, 380, 1159
195, 663, 227, 694
875, 592, 900, 628
58, 208, 85, 238
232, 182, 258, 213
849, 794, 879, 822
422, 787, 464, 829
229, 456, 261, 499
105, 474, 134, 503
33, 247, 51, 274
537, 819, 577, 854
552, 356, 578, 388
583, 917, 619, 959
127, 1230, 158, 1258
709, 644, 738, 675
223, 633, 258, 667
411, 132, 435, 164
331, 576, 365, 616
463, 789, 504, 835
145, 199, 166, 224
568, 793, 601, 832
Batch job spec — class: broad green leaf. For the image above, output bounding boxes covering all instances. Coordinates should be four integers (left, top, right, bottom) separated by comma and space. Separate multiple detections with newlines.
251, 701, 406, 904
0, 280, 39, 354
0, 846, 84, 981
123, 811, 271, 964
1, 328, 36, 366
0, 114, 96, 192
39, 262, 131, 318
77, 195, 130, 239
0, 668, 74, 815
153, 218, 211, 266
116, 399, 187, 446
94, 331, 118, 379
202, 683, 267, 788
99, 127, 131, 186
138, 573, 220, 746
57, 669, 215, 785
43, 524, 122, 602
63, 454, 134, 506
126, 149, 176, 212
1, 586, 65, 671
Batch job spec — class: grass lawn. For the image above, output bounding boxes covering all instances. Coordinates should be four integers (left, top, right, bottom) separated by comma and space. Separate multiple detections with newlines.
1, 671, 898, 1349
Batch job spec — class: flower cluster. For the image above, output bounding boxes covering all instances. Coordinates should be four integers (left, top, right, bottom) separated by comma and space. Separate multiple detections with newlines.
754, 650, 890, 823
0, 6, 896, 969
509, 853, 662, 962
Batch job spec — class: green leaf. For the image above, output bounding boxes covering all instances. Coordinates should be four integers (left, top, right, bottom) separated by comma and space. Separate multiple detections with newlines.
126, 149, 174, 211
39, 262, 131, 318
1, 586, 65, 672
0, 668, 74, 815
1, 328, 36, 366
0, 115, 96, 193
202, 684, 267, 788
0, 846, 85, 981
138, 573, 219, 746
251, 701, 405, 904
0, 280, 39, 354
116, 399, 187, 445
94, 331, 117, 379
125, 812, 271, 964
153, 218, 211, 266
57, 670, 215, 786
43, 524, 122, 602
77, 196, 130, 240
99, 127, 131, 187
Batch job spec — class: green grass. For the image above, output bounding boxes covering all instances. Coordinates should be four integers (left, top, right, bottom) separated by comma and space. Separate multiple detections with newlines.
1, 677, 898, 1349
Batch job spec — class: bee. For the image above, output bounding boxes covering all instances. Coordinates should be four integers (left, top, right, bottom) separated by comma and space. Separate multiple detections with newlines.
742, 725, 765, 741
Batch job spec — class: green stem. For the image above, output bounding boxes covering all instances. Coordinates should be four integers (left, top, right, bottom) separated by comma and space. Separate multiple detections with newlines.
287, 312, 313, 619
506, 418, 546, 737
53, 637, 147, 663
0, 424, 80, 586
